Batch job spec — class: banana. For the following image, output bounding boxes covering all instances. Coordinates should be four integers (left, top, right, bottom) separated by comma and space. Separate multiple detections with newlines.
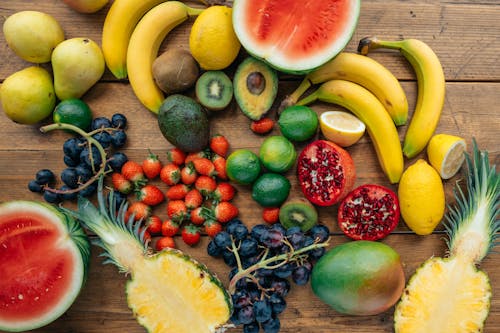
126, 1, 203, 113
296, 79, 404, 184
359, 37, 445, 158
101, 0, 168, 79
282, 52, 408, 126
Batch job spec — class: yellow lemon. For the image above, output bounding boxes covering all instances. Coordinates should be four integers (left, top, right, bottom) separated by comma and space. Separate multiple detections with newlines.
398, 159, 445, 235
319, 111, 366, 147
427, 133, 466, 180
189, 6, 241, 70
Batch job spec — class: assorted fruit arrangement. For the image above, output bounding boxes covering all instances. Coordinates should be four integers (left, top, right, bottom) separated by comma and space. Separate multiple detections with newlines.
0, 0, 498, 333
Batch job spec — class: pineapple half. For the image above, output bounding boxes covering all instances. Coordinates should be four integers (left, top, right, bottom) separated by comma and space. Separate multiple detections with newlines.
62, 178, 232, 333
394, 141, 499, 332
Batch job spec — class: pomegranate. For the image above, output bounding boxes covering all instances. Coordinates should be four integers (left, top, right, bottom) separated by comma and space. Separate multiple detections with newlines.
338, 184, 400, 240
297, 140, 356, 206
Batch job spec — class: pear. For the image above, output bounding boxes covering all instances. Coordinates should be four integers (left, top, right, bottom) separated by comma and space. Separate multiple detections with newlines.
52, 37, 105, 100
62, 0, 109, 14
0, 67, 56, 125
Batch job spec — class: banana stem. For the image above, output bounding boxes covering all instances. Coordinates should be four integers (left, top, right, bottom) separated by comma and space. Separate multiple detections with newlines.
358, 36, 405, 55
295, 90, 320, 107
186, 6, 205, 16
278, 77, 313, 113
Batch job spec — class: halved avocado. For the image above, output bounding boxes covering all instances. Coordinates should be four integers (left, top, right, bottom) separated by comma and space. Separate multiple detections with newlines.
233, 57, 278, 120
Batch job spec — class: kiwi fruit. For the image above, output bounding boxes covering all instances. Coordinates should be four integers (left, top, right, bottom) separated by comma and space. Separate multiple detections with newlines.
195, 70, 233, 111
152, 48, 199, 94
279, 198, 318, 231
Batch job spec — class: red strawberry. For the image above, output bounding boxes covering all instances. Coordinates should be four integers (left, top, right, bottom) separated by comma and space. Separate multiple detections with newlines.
204, 220, 222, 238
192, 158, 217, 177
136, 184, 164, 206
155, 236, 176, 250
262, 207, 280, 224
190, 207, 205, 225
202, 201, 239, 224
142, 150, 162, 179
185, 150, 211, 164
112, 172, 133, 194
212, 154, 227, 180
250, 117, 274, 135
121, 160, 146, 184
167, 200, 187, 222
126, 201, 152, 221
166, 147, 186, 166
212, 182, 235, 202
181, 224, 201, 246
180, 162, 198, 185
166, 184, 190, 200
145, 215, 162, 235
194, 175, 217, 196
160, 163, 180, 186
185, 188, 203, 210
209, 134, 229, 157
161, 219, 179, 237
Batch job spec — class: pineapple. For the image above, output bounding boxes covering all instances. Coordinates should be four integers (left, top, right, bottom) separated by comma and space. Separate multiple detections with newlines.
62, 178, 232, 333
394, 141, 499, 332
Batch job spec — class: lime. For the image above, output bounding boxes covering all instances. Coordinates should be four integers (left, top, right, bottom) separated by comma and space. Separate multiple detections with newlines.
319, 111, 366, 147
427, 133, 466, 180
53, 98, 93, 131
252, 173, 291, 207
278, 105, 319, 142
226, 149, 261, 185
259, 135, 297, 173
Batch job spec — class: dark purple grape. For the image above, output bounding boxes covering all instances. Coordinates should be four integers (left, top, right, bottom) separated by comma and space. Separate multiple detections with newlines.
110, 130, 127, 148
111, 113, 127, 129
43, 190, 60, 204
273, 262, 293, 279
63, 137, 84, 160
61, 167, 79, 188
270, 278, 290, 298
214, 231, 232, 249
79, 181, 97, 197
238, 305, 255, 325
286, 227, 305, 249
292, 265, 311, 285
63, 155, 79, 167
92, 131, 112, 149
261, 229, 284, 249
108, 152, 129, 172
226, 218, 243, 234
222, 249, 237, 267
231, 223, 249, 241
75, 164, 93, 182
269, 294, 286, 315
80, 146, 102, 169
243, 322, 260, 333
232, 289, 252, 309
28, 180, 43, 193
239, 237, 258, 258
242, 255, 260, 269
35, 169, 55, 185
251, 224, 269, 242
310, 224, 330, 243
91, 116, 111, 130
60, 185, 77, 201
207, 239, 223, 257
261, 316, 280, 333
270, 223, 286, 235
254, 299, 272, 323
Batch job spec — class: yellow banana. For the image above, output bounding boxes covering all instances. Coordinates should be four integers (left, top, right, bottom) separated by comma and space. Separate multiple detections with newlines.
359, 37, 445, 158
101, 0, 168, 79
126, 1, 203, 113
296, 79, 404, 184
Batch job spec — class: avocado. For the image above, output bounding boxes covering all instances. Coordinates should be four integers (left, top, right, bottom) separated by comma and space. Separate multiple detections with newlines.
158, 94, 210, 152
233, 57, 278, 120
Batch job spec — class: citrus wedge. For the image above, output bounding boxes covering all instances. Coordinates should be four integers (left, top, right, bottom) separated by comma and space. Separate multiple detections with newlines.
427, 134, 466, 179
319, 111, 366, 147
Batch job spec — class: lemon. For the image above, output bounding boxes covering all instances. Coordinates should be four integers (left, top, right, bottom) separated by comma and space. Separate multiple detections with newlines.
259, 136, 297, 173
398, 159, 445, 235
319, 111, 366, 147
189, 6, 241, 70
427, 133, 466, 180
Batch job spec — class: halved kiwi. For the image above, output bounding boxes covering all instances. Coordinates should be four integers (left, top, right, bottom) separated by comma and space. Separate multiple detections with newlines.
195, 71, 233, 111
279, 198, 318, 231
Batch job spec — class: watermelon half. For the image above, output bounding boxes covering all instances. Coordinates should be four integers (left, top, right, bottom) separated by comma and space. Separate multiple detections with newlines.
0, 200, 90, 332
232, 0, 361, 74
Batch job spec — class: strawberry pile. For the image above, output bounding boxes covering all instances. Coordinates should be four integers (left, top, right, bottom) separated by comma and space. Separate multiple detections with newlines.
111, 134, 239, 250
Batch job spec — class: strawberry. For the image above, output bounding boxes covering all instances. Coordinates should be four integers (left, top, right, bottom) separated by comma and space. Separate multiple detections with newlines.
121, 160, 146, 184
145, 215, 162, 235
166, 184, 190, 200
155, 236, 176, 250
202, 201, 239, 224
167, 200, 187, 222
185, 188, 203, 210
160, 163, 180, 186
250, 117, 274, 135
192, 158, 217, 177
136, 184, 164, 206
194, 175, 217, 196
126, 201, 152, 221
166, 147, 186, 166
262, 207, 280, 224
209, 134, 229, 157
142, 150, 162, 179
212, 182, 235, 202
190, 207, 205, 225
180, 162, 198, 185
185, 150, 211, 164
181, 224, 201, 246
212, 154, 227, 180
204, 220, 223, 238
111, 172, 133, 194
161, 219, 179, 237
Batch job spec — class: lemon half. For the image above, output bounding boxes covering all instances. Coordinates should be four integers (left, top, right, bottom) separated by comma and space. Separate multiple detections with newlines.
319, 111, 366, 147
427, 134, 466, 180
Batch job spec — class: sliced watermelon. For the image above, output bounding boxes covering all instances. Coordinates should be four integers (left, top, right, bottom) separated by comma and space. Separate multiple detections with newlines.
232, 0, 361, 74
0, 201, 90, 332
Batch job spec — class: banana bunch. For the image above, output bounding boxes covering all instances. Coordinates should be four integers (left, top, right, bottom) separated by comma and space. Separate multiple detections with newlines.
359, 37, 445, 158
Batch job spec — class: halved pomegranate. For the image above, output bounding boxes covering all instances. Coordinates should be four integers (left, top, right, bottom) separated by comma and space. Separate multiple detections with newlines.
297, 140, 356, 206
338, 184, 400, 240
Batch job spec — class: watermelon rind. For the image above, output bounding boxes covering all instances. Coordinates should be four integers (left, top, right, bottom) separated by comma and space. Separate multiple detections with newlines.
232, 0, 361, 74
0, 200, 90, 332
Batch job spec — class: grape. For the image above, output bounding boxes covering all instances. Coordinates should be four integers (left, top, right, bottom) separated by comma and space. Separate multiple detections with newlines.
90, 116, 111, 130
269, 278, 290, 298
232, 223, 249, 241
63, 137, 83, 160
108, 152, 128, 172
291, 265, 311, 286
226, 218, 244, 234
238, 305, 255, 325
232, 290, 252, 309
110, 130, 127, 148
60, 185, 77, 201
214, 231, 232, 248
28, 180, 43, 193
261, 229, 284, 249
273, 262, 293, 279
92, 131, 112, 149
207, 239, 222, 257
61, 167, 79, 188
243, 322, 260, 333
222, 249, 237, 267
111, 113, 127, 129
35, 169, 55, 185
254, 299, 272, 323
269, 294, 286, 315
261, 317, 280, 333
239, 237, 259, 258
310, 224, 330, 243
43, 190, 60, 204
251, 224, 268, 242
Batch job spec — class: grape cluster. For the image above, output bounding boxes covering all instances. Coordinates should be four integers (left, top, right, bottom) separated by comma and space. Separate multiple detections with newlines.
207, 219, 330, 333
28, 113, 129, 203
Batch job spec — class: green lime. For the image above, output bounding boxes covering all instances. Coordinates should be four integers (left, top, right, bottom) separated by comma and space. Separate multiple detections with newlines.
226, 149, 261, 185
53, 98, 93, 131
278, 105, 319, 142
251, 173, 291, 207
259, 135, 297, 173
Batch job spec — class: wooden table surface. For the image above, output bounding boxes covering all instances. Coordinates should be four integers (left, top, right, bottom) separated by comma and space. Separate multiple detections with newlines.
1, 1, 499, 332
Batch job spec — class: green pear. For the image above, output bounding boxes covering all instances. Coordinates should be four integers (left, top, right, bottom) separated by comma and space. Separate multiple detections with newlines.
52, 37, 105, 100
0, 67, 56, 125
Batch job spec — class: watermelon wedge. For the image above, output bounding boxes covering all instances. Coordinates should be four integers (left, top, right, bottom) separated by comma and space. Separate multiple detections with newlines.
232, 0, 361, 74
0, 201, 90, 332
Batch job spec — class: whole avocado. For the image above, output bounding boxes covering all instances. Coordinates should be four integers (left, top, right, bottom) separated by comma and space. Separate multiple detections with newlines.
158, 94, 210, 152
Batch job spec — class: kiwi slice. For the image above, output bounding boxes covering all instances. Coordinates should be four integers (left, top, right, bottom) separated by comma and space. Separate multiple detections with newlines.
195, 71, 233, 111
279, 199, 318, 231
